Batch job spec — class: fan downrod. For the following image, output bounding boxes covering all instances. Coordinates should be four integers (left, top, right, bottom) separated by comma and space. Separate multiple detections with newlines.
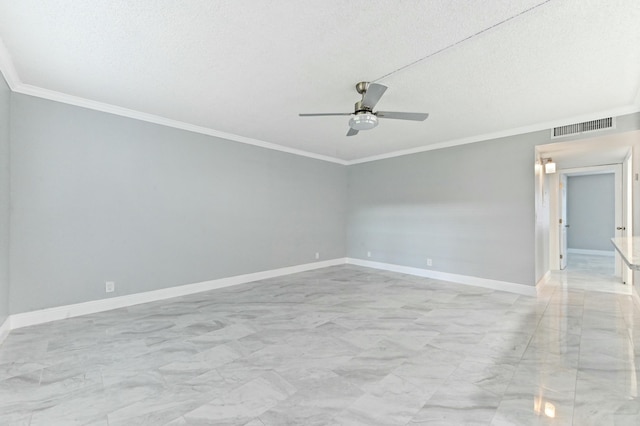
354, 100, 370, 114
354, 82, 373, 114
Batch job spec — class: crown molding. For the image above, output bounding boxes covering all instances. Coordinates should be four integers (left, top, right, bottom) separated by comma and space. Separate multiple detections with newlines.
0, 38, 20, 90
346, 104, 640, 165
0, 39, 347, 165
8, 79, 640, 168
2, 35, 638, 167
13, 84, 349, 165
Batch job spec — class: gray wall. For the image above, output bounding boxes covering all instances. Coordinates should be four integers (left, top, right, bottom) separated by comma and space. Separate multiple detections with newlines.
567, 174, 615, 251
0, 74, 9, 324
5, 88, 640, 314
9, 94, 347, 314
347, 132, 540, 286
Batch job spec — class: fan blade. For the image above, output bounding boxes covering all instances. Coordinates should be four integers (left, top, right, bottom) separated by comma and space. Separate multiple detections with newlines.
361, 83, 387, 109
376, 111, 429, 121
346, 127, 359, 136
299, 113, 351, 117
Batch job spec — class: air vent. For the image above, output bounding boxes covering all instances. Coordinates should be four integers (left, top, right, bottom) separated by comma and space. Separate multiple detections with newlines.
552, 117, 614, 138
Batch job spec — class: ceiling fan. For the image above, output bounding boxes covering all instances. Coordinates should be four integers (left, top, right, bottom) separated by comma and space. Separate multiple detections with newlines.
299, 81, 429, 136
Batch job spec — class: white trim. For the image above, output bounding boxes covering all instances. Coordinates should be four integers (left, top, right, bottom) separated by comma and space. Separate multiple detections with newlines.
547, 171, 561, 271
0, 39, 20, 90
560, 165, 622, 176
345, 258, 537, 297
0, 316, 10, 346
535, 270, 551, 288
560, 164, 623, 277
1, 256, 543, 340
535, 270, 552, 298
9, 258, 346, 330
1, 47, 637, 167
567, 248, 615, 257
0, 49, 348, 165
632, 281, 640, 310
0, 47, 343, 165
11, 84, 348, 166
347, 105, 640, 165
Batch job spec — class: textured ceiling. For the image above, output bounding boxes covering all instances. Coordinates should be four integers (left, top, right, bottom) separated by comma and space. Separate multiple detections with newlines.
1, 0, 639, 163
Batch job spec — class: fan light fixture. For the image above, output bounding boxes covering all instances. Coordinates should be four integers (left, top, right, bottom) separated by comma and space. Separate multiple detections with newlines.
299, 82, 428, 136
349, 113, 378, 131
543, 158, 556, 174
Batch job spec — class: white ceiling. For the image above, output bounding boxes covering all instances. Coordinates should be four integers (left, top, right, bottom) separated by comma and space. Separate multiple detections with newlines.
1, 0, 639, 164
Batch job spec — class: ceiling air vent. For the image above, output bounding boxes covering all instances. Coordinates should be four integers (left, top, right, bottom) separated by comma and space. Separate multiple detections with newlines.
552, 117, 614, 138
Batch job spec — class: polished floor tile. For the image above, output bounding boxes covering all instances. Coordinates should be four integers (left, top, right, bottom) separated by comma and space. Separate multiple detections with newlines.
1, 259, 640, 425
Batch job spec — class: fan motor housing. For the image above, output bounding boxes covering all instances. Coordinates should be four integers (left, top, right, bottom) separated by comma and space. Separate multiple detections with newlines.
354, 100, 372, 114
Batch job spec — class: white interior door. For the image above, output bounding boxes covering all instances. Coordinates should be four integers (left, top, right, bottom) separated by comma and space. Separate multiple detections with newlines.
560, 174, 568, 270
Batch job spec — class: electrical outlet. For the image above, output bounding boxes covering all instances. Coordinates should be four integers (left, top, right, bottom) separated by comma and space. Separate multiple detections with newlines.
427, 258, 433, 267
105, 281, 115, 293
315, 252, 320, 260
367, 251, 371, 258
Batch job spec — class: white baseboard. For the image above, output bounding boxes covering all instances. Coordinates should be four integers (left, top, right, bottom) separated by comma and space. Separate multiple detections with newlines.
5, 256, 537, 336
0, 316, 10, 346
567, 248, 615, 257
632, 282, 640, 310
346, 258, 537, 297
535, 270, 551, 290
9, 258, 346, 330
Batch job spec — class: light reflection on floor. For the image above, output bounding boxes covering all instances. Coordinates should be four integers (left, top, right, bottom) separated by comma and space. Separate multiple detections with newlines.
529, 253, 640, 425
0, 259, 639, 425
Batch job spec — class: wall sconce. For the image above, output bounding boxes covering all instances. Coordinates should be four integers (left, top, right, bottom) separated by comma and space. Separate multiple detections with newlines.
543, 158, 556, 174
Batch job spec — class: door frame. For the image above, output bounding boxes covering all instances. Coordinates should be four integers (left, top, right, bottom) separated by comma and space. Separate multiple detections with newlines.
549, 164, 623, 277
622, 149, 634, 285
560, 173, 568, 270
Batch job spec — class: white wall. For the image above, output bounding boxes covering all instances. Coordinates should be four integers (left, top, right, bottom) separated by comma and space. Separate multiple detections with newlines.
0, 74, 9, 324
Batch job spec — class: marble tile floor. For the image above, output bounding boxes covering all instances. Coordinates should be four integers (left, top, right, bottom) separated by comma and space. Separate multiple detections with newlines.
1, 264, 640, 425
564, 252, 631, 295
565, 253, 615, 276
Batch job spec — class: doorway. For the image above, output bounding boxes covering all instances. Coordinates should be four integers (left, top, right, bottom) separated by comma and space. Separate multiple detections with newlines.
535, 130, 638, 290
559, 165, 621, 279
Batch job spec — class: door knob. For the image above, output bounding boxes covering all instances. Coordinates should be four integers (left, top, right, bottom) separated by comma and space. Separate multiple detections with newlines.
617, 226, 626, 230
